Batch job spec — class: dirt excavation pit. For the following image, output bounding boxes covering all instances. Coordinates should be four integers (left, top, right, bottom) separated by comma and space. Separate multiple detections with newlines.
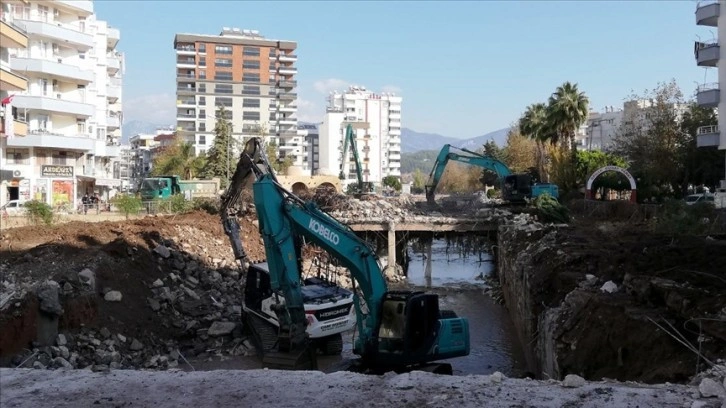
0, 192, 725, 396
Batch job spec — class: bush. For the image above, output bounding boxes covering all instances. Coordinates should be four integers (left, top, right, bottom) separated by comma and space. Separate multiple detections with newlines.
24, 200, 54, 226
653, 199, 719, 235
532, 193, 570, 223
486, 188, 499, 199
169, 194, 192, 214
191, 197, 219, 215
111, 194, 142, 220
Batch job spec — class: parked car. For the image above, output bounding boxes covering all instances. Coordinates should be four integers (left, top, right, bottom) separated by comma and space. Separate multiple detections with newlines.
0, 199, 27, 216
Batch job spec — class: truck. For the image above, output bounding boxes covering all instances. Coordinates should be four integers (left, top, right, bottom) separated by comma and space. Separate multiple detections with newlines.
425, 144, 559, 205
138, 175, 220, 200
220, 138, 470, 373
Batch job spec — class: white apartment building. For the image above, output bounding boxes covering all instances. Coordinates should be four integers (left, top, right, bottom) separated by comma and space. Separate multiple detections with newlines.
574, 106, 624, 151
694, 1, 726, 185
0, 0, 124, 209
296, 122, 319, 175
318, 86, 402, 189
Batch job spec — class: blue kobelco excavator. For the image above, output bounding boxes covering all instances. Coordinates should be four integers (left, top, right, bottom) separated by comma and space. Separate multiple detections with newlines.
425, 144, 559, 205
220, 138, 470, 373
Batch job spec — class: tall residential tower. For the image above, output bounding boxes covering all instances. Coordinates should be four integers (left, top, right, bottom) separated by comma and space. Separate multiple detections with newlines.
173, 28, 299, 165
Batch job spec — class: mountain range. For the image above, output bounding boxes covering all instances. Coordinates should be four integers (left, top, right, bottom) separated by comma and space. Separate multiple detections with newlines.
121, 120, 511, 153
400, 127, 510, 153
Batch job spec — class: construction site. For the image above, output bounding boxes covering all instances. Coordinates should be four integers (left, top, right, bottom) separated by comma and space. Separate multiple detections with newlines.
1, 177, 726, 407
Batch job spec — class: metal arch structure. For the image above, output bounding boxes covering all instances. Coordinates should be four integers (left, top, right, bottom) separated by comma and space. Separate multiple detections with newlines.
585, 165, 637, 203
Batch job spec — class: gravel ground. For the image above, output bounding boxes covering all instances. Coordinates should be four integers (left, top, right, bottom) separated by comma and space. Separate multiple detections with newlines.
0, 368, 716, 408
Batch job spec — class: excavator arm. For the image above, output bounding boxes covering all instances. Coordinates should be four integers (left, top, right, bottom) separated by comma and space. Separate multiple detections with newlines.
425, 144, 513, 204
340, 124, 372, 195
222, 138, 470, 371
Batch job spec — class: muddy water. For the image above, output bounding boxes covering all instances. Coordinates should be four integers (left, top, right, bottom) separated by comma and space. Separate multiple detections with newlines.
188, 239, 527, 377
405, 239, 528, 377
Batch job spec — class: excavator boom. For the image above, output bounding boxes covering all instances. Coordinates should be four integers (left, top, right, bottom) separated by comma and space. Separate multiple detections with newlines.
221, 138, 470, 372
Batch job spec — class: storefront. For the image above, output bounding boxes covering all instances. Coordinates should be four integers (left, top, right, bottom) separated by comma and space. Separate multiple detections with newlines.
39, 165, 76, 209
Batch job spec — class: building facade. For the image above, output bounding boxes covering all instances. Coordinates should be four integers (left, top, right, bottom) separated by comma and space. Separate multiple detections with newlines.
173, 28, 299, 167
694, 0, 724, 152
0, 2, 29, 207
297, 122, 319, 175
318, 86, 402, 189
0, 0, 124, 209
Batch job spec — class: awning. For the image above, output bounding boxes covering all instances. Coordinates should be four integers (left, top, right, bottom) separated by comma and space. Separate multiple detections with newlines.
76, 175, 95, 181
95, 178, 121, 187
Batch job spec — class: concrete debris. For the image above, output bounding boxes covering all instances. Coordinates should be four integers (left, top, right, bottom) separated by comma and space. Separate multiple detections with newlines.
103, 291, 123, 302
600, 281, 618, 293
36, 281, 63, 316
562, 374, 586, 388
154, 245, 171, 259
699, 378, 726, 399
77, 269, 95, 289
208, 321, 236, 337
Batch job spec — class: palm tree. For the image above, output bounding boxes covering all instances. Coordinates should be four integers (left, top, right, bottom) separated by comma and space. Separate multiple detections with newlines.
546, 82, 589, 152
152, 138, 206, 179
519, 103, 550, 181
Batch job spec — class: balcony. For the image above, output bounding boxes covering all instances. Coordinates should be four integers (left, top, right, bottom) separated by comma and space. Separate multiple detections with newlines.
14, 20, 93, 51
279, 105, 297, 113
176, 58, 196, 69
0, 64, 27, 91
177, 73, 196, 82
389, 113, 401, 120
7, 130, 94, 151
697, 83, 720, 107
107, 53, 121, 73
177, 98, 196, 107
278, 118, 297, 126
107, 27, 120, 49
0, 118, 27, 137
277, 92, 297, 101
55, 0, 94, 16
389, 154, 401, 161
107, 115, 121, 129
695, 41, 719, 67
696, 125, 720, 147
94, 141, 121, 158
10, 57, 94, 83
177, 112, 196, 121
13, 95, 94, 117
177, 86, 196, 95
279, 54, 297, 63
176, 44, 196, 56
696, 0, 720, 27
107, 82, 121, 103
0, 20, 28, 49
278, 66, 297, 75
278, 80, 297, 88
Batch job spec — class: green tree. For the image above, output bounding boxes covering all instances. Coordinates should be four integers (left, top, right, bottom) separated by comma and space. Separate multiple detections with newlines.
412, 169, 426, 194
256, 122, 294, 175
575, 150, 628, 199
678, 102, 723, 194
519, 103, 551, 181
202, 105, 234, 187
382, 175, 402, 191
151, 136, 206, 179
611, 80, 688, 201
479, 139, 508, 187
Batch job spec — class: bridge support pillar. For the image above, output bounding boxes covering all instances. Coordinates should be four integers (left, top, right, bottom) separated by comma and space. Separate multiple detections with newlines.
387, 222, 396, 273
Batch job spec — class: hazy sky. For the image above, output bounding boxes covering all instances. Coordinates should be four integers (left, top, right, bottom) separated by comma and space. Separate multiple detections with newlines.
95, 0, 710, 138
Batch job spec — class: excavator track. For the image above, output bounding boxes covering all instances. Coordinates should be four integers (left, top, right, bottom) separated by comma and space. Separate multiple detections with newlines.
244, 311, 317, 370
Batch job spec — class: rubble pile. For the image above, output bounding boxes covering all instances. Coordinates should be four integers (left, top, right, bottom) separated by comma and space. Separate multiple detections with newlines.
0, 212, 266, 371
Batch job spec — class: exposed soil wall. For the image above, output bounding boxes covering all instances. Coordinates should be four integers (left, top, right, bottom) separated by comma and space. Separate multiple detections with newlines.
497, 222, 726, 384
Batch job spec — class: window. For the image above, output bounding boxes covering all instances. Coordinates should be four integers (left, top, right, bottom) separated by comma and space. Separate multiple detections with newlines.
77, 120, 86, 134
215, 97, 233, 107
52, 152, 68, 165
199, 57, 206, 67
215, 58, 232, 68
38, 5, 49, 22
215, 72, 232, 81
198, 43, 206, 52
198, 123, 206, 132
242, 85, 260, 95
97, 128, 106, 140
215, 84, 233, 94
5, 149, 27, 165
243, 60, 260, 70
199, 70, 206, 79
199, 109, 206, 118
242, 73, 260, 83
215, 45, 232, 54
222, 110, 233, 120
243, 111, 260, 121
198, 83, 206, 93
199, 96, 206, 105
199, 135, 206, 145
39, 78, 49, 96
243, 47, 260, 56
243, 98, 260, 108
37, 114, 49, 130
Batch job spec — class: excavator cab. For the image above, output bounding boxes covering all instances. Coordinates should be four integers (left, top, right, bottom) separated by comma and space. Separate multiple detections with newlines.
502, 174, 533, 203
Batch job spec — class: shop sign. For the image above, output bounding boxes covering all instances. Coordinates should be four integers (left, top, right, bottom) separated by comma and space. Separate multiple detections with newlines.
41, 165, 74, 178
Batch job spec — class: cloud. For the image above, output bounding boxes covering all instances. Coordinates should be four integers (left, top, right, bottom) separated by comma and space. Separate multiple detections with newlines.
313, 78, 350, 94
296, 98, 322, 123
123, 93, 176, 125
381, 85, 402, 95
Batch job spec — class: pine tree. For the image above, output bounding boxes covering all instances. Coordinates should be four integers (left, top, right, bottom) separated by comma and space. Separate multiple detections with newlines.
202, 106, 234, 187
